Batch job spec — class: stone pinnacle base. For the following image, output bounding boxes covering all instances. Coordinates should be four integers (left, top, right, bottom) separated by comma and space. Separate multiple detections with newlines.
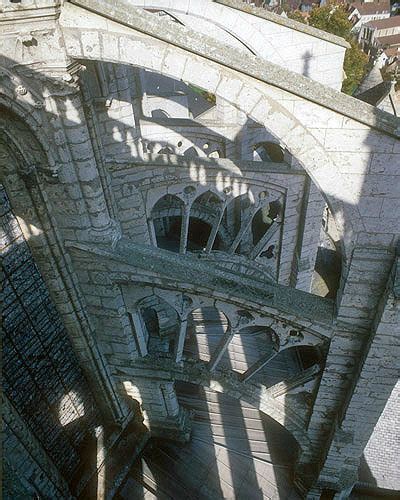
145, 407, 192, 443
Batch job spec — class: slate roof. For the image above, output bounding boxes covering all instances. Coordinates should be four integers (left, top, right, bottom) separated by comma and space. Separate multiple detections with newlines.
356, 80, 394, 106
365, 15, 400, 29
376, 33, 400, 46
351, 0, 390, 15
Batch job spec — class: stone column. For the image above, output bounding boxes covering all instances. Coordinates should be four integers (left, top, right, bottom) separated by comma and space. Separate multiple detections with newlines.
294, 180, 325, 292
208, 327, 235, 371
130, 307, 149, 357
43, 72, 120, 244
125, 376, 191, 443
310, 255, 400, 496
296, 247, 395, 494
179, 202, 190, 254
173, 316, 188, 363
228, 215, 253, 254
205, 202, 227, 253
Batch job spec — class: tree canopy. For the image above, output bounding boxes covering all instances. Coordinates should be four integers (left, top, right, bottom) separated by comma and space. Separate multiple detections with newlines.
308, 4, 353, 39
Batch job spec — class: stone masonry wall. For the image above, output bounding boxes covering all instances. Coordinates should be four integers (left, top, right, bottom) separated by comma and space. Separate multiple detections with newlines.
361, 380, 400, 490
131, 0, 347, 90
1, 184, 101, 488
108, 157, 309, 285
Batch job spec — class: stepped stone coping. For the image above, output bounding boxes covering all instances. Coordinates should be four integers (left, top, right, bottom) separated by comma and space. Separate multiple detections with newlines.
67, 238, 334, 328
215, 0, 350, 49
106, 154, 303, 176
69, 0, 400, 137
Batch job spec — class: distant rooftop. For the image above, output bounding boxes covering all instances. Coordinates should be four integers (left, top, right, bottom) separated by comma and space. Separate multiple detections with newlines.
376, 33, 400, 46
384, 45, 400, 57
351, 0, 390, 15
216, 0, 350, 48
366, 15, 400, 29
356, 80, 394, 106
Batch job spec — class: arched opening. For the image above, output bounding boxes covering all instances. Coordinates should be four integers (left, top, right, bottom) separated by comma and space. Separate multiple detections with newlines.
151, 194, 184, 252
252, 343, 321, 389
183, 146, 199, 158
187, 218, 213, 251
140, 70, 216, 119
253, 142, 285, 162
215, 192, 255, 252
157, 145, 174, 154
151, 108, 170, 119
311, 206, 343, 299
252, 206, 272, 246
184, 307, 229, 363
208, 149, 221, 158
218, 325, 278, 375
135, 379, 300, 499
251, 199, 281, 247
296, 345, 322, 369
74, 56, 351, 285
188, 191, 224, 251
259, 244, 276, 259
137, 295, 179, 354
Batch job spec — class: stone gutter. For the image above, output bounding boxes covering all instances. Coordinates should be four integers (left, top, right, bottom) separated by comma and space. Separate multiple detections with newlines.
68, 0, 400, 137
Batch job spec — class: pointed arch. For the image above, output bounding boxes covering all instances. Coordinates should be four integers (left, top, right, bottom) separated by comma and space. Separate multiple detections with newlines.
150, 194, 184, 252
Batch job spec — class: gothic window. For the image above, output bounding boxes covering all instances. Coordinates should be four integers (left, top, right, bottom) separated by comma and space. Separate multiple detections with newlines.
151, 194, 184, 253
188, 191, 223, 251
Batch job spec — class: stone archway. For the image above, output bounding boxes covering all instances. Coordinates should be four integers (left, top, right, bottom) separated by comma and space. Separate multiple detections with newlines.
59, 2, 365, 260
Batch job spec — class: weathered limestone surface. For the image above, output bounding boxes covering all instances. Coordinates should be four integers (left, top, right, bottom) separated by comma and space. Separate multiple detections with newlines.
362, 380, 400, 490
299, 250, 399, 493
3, 395, 72, 498
130, 0, 348, 90
59, 0, 400, 255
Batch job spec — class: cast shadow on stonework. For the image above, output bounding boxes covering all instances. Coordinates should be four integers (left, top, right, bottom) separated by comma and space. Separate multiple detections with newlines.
1, 56, 397, 499
302, 50, 312, 79
0, 61, 335, 497
84, 66, 343, 300
1, 183, 105, 499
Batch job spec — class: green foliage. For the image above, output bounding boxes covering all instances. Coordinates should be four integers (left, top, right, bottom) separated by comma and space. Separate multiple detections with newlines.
308, 4, 353, 39
305, 4, 369, 94
342, 41, 370, 95
188, 84, 216, 104
287, 10, 306, 24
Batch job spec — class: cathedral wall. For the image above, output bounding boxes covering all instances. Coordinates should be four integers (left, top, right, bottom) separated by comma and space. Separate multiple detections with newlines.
3, 396, 72, 499
361, 380, 400, 490
1, 184, 101, 496
1, 1, 400, 496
